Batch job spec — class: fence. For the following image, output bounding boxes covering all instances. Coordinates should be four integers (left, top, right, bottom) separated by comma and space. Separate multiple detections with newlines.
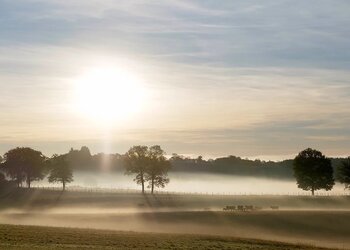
31, 185, 350, 197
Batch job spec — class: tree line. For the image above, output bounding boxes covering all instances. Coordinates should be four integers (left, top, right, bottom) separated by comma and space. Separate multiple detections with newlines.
0, 146, 350, 195
0, 145, 171, 193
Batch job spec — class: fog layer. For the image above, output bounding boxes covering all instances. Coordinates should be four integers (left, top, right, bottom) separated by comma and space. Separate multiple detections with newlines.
34, 171, 349, 195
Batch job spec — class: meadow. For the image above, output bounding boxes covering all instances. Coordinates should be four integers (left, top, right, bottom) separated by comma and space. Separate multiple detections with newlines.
0, 224, 332, 250
1, 188, 350, 249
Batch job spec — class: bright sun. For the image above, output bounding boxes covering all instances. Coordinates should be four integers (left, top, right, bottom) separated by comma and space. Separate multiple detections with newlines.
74, 67, 146, 124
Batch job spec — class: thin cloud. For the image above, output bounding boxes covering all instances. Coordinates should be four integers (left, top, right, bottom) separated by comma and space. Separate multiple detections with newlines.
0, 1, 350, 158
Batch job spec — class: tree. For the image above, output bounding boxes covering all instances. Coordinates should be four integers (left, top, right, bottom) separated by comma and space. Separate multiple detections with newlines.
146, 145, 170, 194
66, 146, 93, 170
48, 154, 73, 191
1, 147, 46, 188
337, 157, 350, 190
0, 155, 4, 182
293, 148, 334, 195
0, 172, 7, 191
125, 146, 149, 194
0, 172, 5, 184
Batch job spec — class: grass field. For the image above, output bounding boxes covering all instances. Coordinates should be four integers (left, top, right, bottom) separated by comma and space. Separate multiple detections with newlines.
1, 187, 350, 211
1, 188, 350, 249
0, 224, 332, 250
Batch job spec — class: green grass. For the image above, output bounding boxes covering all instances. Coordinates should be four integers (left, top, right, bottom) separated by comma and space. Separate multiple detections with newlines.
0, 224, 330, 250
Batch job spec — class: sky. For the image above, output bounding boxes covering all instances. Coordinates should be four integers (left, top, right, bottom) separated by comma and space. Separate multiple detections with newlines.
0, 0, 350, 160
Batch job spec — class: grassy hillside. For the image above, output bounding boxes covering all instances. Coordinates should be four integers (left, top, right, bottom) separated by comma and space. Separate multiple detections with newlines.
0, 224, 331, 250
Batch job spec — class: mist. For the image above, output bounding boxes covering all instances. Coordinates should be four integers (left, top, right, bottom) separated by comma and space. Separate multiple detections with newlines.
32, 171, 348, 195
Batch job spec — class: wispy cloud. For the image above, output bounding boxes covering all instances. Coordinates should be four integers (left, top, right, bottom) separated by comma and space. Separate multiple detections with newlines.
0, 0, 350, 158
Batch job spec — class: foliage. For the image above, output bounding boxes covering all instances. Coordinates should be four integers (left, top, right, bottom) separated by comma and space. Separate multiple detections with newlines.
170, 154, 294, 179
91, 152, 125, 171
293, 148, 334, 195
337, 157, 350, 190
44, 145, 297, 179
0, 172, 5, 183
125, 145, 171, 193
54, 146, 125, 172
48, 154, 73, 191
0, 156, 4, 183
125, 145, 149, 193
146, 145, 171, 193
1, 147, 46, 188
66, 146, 93, 170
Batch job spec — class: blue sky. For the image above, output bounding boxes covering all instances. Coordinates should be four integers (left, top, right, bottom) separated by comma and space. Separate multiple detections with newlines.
0, 0, 350, 159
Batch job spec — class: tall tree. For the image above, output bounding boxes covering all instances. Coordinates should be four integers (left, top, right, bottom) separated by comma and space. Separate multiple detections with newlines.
0, 172, 5, 184
146, 145, 170, 194
125, 146, 148, 194
48, 154, 73, 191
337, 157, 350, 190
293, 148, 334, 195
1, 147, 46, 188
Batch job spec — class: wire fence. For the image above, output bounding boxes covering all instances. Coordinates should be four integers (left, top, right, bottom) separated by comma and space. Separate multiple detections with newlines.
31, 185, 350, 197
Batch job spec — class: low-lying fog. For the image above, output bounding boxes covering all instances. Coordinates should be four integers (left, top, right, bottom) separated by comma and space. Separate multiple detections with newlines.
33, 171, 349, 195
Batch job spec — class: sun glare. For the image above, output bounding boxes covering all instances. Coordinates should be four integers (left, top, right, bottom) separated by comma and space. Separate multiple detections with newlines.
74, 67, 146, 124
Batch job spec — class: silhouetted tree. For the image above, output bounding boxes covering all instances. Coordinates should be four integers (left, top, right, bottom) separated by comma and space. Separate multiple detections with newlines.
337, 157, 350, 190
0, 155, 3, 181
125, 146, 148, 194
196, 156, 203, 163
66, 146, 93, 170
0, 172, 5, 184
91, 153, 125, 172
1, 147, 46, 188
48, 154, 73, 191
293, 148, 334, 195
146, 145, 170, 194
0, 172, 7, 190
169, 154, 294, 179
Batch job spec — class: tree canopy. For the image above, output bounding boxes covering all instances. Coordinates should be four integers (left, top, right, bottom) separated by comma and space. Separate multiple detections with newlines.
0, 172, 5, 184
293, 148, 334, 195
48, 154, 73, 191
66, 146, 93, 170
146, 145, 170, 194
125, 145, 171, 193
337, 157, 350, 190
1, 147, 46, 188
125, 146, 149, 193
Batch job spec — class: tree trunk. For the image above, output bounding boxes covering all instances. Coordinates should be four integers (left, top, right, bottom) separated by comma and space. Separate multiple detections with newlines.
151, 177, 154, 194
141, 172, 145, 194
311, 187, 315, 196
63, 181, 66, 191
16, 174, 21, 188
27, 178, 31, 189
